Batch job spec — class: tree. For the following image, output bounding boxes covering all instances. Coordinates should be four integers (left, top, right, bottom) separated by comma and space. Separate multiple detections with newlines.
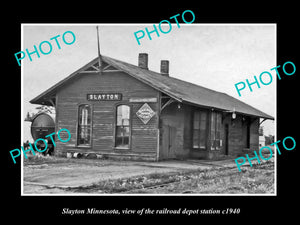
265, 135, 275, 145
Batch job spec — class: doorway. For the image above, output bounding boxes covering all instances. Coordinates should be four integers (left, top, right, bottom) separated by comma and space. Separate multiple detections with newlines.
246, 122, 250, 148
161, 125, 176, 159
225, 124, 229, 155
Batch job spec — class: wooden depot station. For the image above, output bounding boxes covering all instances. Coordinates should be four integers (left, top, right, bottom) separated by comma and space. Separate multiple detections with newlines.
30, 53, 274, 161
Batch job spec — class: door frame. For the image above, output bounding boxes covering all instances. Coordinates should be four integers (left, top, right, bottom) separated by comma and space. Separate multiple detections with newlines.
225, 123, 229, 155
161, 124, 176, 159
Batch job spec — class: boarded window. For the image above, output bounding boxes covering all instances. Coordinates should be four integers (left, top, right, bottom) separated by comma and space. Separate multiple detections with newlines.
115, 105, 131, 148
211, 112, 222, 150
77, 104, 92, 146
193, 110, 207, 149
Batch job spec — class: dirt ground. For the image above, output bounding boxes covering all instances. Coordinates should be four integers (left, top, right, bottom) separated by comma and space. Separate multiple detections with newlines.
23, 155, 274, 195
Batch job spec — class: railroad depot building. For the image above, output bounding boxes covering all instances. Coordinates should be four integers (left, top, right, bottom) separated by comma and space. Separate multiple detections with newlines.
30, 53, 274, 161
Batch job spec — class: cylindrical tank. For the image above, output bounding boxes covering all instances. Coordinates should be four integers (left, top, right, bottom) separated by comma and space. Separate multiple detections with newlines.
30, 112, 55, 141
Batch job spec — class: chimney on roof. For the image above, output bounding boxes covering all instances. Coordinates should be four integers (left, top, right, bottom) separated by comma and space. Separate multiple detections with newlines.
138, 53, 148, 70
160, 60, 169, 76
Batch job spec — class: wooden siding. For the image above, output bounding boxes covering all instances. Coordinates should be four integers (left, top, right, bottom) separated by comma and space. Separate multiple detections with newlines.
53, 69, 260, 160
55, 71, 159, 157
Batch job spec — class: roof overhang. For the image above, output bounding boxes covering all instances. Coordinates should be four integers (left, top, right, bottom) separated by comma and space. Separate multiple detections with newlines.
30, 55, 274, 121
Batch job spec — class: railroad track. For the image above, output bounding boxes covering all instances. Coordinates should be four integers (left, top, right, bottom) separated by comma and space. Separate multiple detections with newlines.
121, 162, 274, 194
120, 166, 240, 193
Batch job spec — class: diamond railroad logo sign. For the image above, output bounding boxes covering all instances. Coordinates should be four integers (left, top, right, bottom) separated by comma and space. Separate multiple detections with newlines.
136, 103, 156, 124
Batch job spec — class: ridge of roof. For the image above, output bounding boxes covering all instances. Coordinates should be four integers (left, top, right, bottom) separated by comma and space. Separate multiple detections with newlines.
102, 55, 273, 119
30, 55, 274, 120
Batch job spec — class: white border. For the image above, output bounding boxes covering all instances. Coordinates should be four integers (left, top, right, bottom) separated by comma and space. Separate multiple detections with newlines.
21, 25, 24, 194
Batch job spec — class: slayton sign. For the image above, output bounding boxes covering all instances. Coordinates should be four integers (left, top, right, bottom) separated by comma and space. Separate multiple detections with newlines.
136, 103, 156, 124
87, 93, 122, 101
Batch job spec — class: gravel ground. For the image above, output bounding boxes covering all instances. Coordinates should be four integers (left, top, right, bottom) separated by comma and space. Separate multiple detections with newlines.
22, 155, 274, 195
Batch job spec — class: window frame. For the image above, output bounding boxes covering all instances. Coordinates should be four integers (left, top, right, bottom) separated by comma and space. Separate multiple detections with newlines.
192, 109, 208, 150
76, 104, 93, 147
210, 111, 222, 151
114, 104, 132, 150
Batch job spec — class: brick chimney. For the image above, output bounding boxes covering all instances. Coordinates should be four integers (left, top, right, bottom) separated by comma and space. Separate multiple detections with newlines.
160, 60, 169, 76
138, 53, 148, 70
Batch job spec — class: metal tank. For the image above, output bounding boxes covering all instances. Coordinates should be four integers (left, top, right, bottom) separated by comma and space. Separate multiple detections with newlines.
30, 112, 55, 155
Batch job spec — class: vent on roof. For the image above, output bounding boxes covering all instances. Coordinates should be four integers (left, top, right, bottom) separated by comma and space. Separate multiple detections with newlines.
160, 60, 169, 76
138, 53, 148, 70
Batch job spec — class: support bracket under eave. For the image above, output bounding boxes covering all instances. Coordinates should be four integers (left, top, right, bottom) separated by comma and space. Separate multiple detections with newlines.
161, 98, 176, 112
259, 118, 267, 126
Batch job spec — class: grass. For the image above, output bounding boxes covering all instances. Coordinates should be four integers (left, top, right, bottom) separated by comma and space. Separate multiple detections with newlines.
64, 170, 195, 193
24, 154, 70, 165
24, 153, 275, 194
23, 154, 105, 166
153, 161, 275, 194
63, 160, 274, 194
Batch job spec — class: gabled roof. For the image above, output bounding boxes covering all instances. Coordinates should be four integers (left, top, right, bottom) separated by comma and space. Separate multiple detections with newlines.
30, 55, 274, 120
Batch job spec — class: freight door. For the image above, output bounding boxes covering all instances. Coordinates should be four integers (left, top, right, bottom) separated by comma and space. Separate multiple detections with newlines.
161, 125, 176, 159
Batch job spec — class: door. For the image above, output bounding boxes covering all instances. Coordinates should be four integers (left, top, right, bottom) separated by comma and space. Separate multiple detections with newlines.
225, 124, 229, 155
242, 119, 250, 149
161, 125, 176, 159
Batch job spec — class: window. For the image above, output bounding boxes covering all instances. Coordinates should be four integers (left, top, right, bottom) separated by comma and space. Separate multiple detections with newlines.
77, 104, 92, 146
211, 112, 222, 150
193, 110, 207, 149
115, 105, 131, 148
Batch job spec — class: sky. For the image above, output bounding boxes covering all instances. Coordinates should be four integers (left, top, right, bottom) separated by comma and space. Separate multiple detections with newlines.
22, 24, 276, 141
